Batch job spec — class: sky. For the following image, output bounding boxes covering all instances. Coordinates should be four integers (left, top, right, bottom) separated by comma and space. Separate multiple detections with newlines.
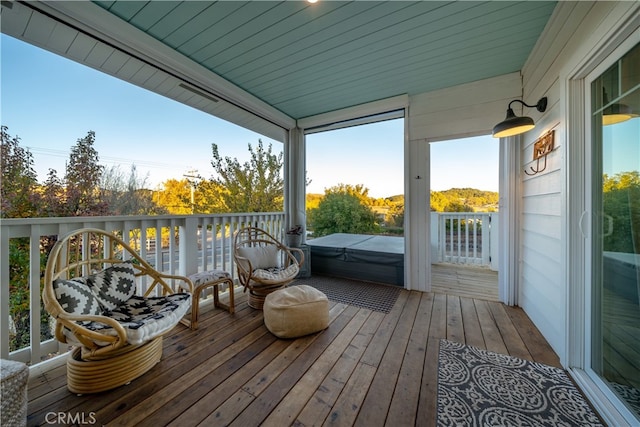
1, 34, 499, 198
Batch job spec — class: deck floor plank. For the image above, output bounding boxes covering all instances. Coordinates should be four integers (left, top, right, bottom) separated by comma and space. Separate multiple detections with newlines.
295, 310, 385, 426
201, 305, 353, 426
108, 320, 271, 426
445, 295, 464, 343
96, 313, 268, 426
199, 332, 320, 426
170, 337, 292, 427
415, 293, 438, 427
431, 263, 498, 301
354, 291, 421, 426
459, 296, 485, 349
487, 301, 533, 361
359, 291, 409, 368
27, 272, 561, 427
473, 299, 508, 355
228, 305, 360, 427
262, 307, 373, 426
139, 332, 279, 427
503, 305, 560, 367
386, 292, 434, 426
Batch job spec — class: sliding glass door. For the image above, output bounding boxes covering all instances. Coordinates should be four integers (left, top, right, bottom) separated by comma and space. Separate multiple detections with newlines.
590, 42, 640, 421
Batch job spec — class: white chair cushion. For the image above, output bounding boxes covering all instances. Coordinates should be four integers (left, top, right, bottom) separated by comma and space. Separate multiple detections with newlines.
263, 285, 329, 338
237, 245, 280, 270
252, 264, 299, 284
64, 293, 191, 346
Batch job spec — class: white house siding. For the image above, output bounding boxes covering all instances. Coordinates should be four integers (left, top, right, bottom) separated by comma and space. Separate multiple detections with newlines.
408, 72, 522, 142
520, 1, 639, 362
406, 73, 521, 292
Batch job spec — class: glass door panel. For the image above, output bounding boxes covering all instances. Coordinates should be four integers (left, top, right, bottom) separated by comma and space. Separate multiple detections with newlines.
591, 42, 640, 420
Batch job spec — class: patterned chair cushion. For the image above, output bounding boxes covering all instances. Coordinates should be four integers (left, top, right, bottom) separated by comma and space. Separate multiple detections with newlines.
52, 277, 102, 316
64, 293, 191, 346
86, 261, 136, 311
252, 264, 299, 285
188, 269, 231, 287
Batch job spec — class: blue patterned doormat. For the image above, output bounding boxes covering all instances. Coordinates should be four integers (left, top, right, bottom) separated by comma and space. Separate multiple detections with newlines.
437, 339, 604, 426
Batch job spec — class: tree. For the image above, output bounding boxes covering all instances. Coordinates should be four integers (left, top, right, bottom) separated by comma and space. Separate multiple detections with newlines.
155, 179, 193, 214
1, 126, 39, 218
100, 165, 165, 215
308, 190, 379, 237
194, 180, 227, 214
445, 200, 474, 213
430, 191, 448, 212
209, 139, 284, 212
602, 171, 640, 253
0, 127, 50, 350
325, 183, 371, 202
306, 193, 324, 210
38, 169, 66, 217
64, 131, 107, 216
386, 200, 405, 228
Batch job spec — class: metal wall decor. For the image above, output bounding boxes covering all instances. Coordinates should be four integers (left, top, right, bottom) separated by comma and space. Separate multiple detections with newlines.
524, 130, 555, 176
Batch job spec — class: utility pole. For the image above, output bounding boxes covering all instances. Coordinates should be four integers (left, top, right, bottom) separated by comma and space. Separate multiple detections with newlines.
183, 170, 200, 214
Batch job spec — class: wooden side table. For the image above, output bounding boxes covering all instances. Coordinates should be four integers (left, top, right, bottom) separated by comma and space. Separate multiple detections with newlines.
184, 270, 234, 330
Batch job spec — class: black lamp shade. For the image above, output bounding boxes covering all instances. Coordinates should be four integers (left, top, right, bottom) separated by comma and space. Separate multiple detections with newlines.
492, 109, 535, 138
602, 103, 637, 125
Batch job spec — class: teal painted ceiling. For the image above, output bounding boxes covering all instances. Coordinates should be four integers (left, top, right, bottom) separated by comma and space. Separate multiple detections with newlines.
91, 1, 557, 120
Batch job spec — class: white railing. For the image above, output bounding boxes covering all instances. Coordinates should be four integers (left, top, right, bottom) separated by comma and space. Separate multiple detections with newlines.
0, 212, 285, 365
430, 212, 498, 270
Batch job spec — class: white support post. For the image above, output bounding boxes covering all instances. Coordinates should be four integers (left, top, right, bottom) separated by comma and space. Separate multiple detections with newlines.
285, 127, 307, 241
180, 216, 199, 277
499, 135, 521, 305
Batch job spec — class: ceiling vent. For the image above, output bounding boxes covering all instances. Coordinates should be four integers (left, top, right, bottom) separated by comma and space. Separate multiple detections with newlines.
178, 83, 220, 103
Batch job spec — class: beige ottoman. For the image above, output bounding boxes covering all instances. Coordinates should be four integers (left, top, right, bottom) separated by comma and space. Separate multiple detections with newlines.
1, 359, 28, 427
263, 285, 329, 338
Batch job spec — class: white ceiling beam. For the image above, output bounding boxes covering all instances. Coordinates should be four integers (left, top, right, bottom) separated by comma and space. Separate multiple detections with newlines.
297, 94, 409, 132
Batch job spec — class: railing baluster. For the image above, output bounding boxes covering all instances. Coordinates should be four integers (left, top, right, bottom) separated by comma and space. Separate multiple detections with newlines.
29, 225, 42, 365
434, 212, 492, 267
472, 215, 479, 260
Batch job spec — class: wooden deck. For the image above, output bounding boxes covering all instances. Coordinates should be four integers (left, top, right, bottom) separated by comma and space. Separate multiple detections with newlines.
27, 279, 558, 427
431, 263, 499, 301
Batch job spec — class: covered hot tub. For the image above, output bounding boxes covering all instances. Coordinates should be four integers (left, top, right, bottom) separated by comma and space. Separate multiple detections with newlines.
306, 233, 404, 286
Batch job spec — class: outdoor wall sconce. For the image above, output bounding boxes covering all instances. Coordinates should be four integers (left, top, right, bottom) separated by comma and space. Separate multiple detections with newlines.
492, 97, 548, 138
603, 103, 637, 125
602, 89, 638, 125
524, 130, 554, 176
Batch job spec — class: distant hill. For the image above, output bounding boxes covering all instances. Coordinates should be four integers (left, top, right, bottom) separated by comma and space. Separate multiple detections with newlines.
306, 187, 498, 213
431, 188, 498, 212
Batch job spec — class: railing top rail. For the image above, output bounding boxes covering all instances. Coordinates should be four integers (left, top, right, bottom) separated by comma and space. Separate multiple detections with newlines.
0, 212, 286, 226
435, 212, 493, 217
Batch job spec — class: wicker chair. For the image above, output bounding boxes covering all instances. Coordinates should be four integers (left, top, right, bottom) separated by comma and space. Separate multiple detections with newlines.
233, 227, 304, 309
43, 228, 192, 394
